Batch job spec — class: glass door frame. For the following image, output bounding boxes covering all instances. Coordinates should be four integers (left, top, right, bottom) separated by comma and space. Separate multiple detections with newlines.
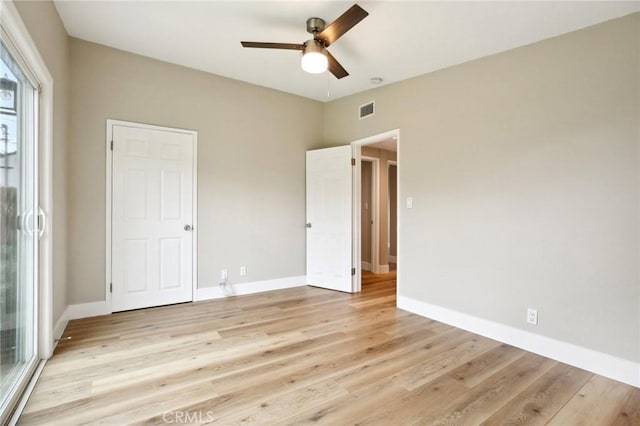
0, 0, 54, 421
0, 40, 39, 420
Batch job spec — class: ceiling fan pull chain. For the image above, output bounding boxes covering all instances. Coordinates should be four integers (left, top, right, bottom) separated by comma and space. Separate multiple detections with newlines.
327, 72, 331, 98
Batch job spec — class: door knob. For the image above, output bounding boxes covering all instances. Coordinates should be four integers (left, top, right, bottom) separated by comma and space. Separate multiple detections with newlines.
306, 223, 312, 228
184, 225, 193, 231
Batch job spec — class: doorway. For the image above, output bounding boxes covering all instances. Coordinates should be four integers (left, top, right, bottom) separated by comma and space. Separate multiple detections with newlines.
360, 157, 378, 273
388, 161, 397, 271
351, 129, 399, 293
303, 130, 399, 294
106, 120, 198, 312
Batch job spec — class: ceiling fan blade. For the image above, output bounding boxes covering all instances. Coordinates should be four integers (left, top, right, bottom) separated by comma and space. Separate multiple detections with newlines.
316, 4, 368, 47
241, 42, 304, 50
326, 51, 349, 79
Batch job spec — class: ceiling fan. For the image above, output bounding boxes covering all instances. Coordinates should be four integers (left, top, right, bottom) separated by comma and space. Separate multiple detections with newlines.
241, 4, 369, 79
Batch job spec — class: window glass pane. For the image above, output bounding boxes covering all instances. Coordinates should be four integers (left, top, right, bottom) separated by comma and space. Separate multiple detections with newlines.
0, 40, 38, 418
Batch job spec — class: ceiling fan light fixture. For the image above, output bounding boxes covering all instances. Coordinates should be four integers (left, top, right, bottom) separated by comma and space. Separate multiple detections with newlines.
301, 40, 328, 74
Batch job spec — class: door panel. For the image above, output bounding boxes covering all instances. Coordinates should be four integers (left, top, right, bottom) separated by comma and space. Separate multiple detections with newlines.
160, 238, 182, 289
125, 169, 147, 219
306, 146, 353, 293
124, 239, 148, 293
112, 125, 194, 312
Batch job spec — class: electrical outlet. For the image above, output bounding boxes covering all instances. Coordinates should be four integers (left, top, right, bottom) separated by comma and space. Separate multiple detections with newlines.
527, 308, 538, 325
220, 269, 227, 280
240, 266, 247, 276
406, 197, 413, 209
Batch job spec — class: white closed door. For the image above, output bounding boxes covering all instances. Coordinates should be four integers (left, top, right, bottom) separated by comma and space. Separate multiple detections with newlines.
306, 145, 354, 293
111, 124, 195, 312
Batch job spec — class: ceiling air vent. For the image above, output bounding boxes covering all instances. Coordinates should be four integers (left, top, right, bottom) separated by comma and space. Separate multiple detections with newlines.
359, 101, 375, 120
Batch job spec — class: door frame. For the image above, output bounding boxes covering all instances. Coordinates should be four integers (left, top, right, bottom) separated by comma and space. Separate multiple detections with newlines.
387, 160, 398, 264
351, 129, 400, 293
0, 2, 54, 422
105, 119, 198, 313
360, 156, 379, 274
1, 0, 54, 360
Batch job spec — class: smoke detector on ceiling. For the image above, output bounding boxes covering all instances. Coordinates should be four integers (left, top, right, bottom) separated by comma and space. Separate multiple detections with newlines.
370, 77, 383, 85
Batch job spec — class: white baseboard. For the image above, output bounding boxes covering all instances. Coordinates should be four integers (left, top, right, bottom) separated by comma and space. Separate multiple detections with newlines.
50, 302, 108, 353
59, 276, 307, 321
388, 255, 397, 263
362, 261, 372, 272
397, 295, 640, 388
375, 264, 389, 274
53, 313, 68, 342
195, 275, 307, 302
64, 301, 111, 320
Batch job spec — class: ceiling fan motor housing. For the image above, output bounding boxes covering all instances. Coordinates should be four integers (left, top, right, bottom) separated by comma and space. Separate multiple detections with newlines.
306, 17, 326, 35
304, 39, 325, 52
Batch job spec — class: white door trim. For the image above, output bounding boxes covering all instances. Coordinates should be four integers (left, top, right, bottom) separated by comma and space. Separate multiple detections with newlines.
351, 129, 400, 293
105, 119, 198, 313
387, 160, 398, 264
360, 156, 379, 275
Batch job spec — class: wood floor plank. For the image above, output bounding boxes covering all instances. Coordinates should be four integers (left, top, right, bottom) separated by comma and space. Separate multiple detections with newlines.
610, 387, 640, 426
547, 374, 634, 425
18, 272, 637, 425
275, 378, 408, 426
481, 362, 593, 425
356, 374, 469, 425
414, 352, 558, 425
212, 380, 349, 425
393, 334, 501, 391
90, 331, 347, 395
447, 343, 526, 389
42, 329, 222, 376
31, 330, 272, 394
336, 328, 470, 392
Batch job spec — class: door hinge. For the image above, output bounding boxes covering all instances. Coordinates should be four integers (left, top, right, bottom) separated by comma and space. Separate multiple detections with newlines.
351, 158, 356, 166
352, 267, 356, 276
109, 283, 113, 293
110, 140, 113, 151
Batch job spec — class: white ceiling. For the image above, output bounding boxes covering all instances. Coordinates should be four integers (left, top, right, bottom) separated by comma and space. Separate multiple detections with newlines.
53, 1, 639, 102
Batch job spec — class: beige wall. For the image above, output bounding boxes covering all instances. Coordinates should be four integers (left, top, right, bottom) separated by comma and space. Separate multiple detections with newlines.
361, 146, 397, 268
68, 38, 323, 304
14, 0, 69, 323
324, 14, 640, 362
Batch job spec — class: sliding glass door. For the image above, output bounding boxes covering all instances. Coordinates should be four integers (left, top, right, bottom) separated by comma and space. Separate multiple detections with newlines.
0, 40, 39, 419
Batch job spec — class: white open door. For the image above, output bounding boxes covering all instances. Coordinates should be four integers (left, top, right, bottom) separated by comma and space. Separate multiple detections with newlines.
111, 123, 195, 312
306, 145, 354, 293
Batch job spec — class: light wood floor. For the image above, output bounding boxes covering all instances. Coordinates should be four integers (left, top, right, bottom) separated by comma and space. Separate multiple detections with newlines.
20, 272, 639, 425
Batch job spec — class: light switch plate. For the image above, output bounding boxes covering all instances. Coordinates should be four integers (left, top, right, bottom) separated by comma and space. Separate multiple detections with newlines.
407, 197, 413, 209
